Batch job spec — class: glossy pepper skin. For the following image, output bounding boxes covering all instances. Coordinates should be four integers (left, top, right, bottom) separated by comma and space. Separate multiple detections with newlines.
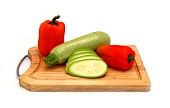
38, 15, 65, 56
96, 45, 135, 70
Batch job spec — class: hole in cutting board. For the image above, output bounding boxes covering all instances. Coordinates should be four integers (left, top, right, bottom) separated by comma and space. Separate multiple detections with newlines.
19, 57, 31, 75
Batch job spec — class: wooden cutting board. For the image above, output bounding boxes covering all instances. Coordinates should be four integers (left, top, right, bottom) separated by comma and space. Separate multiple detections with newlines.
19, 45, 151, 92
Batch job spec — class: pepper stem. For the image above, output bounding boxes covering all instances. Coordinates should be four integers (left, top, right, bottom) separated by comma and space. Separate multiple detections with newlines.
49, 15, 60, 25
128, 54, 134, 63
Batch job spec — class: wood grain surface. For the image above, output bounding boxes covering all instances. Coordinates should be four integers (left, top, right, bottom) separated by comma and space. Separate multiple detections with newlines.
19, 45, 151, 92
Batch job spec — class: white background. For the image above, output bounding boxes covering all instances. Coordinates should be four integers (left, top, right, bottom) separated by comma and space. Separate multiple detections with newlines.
1, 0, 170, 108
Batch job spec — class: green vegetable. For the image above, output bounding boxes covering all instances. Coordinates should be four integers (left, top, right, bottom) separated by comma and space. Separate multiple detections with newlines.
44, 31, 110, 67
66, 55, 102, 68
68, 49, 98, 61
71, 48, 96, 55
66, 48, 107, 78
68, 53, 97, 61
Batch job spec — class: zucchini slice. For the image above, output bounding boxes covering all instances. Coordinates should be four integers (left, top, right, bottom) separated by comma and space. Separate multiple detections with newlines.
71, 48, 97, 56
66, 55, 102, 68
66, 59, 107, 78
68, 52, 98, 61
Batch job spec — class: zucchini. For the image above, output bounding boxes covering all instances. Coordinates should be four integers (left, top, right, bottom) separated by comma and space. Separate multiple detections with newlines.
66, 48, 107, 78
67, 60, 107, 78
71, 48, 96, 55
68, 53, 97, 61
71, 50, 95, 56
68, 48, 98, 61
66, 56, 102, 69
44, 31, 110, 67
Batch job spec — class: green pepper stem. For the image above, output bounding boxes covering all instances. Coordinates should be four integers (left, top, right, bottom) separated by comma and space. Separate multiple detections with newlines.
49, 15, 60, 25
128, 54, 134, 63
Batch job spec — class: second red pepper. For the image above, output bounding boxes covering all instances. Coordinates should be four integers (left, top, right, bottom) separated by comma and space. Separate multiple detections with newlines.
38, 15, 65, 56
96, 45, 135, 70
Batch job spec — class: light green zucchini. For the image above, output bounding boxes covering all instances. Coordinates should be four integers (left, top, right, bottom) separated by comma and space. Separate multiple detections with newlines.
67, 59, 107, 78
44, 31, 110, 67
66, 48, 107, 78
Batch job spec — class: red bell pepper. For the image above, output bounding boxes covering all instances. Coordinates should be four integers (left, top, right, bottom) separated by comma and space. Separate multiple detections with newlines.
96, 45, 135, 70
38, 15, 65, 56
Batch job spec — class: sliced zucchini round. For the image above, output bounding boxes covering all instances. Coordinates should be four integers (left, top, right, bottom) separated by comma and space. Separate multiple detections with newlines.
71, 48, 96, 56
66, 59, 107, 78
66, 55, 102, 68
68, 52, 98, 61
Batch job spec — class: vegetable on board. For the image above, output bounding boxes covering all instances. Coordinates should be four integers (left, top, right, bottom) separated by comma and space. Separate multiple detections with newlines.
96, 45, 135, 70
66, 48, 107, 78
38, 15, 65, 56
44, 31, 111, 67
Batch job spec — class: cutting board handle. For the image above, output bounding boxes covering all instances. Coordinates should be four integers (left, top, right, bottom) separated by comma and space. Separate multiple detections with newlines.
16, 55, 31, 79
